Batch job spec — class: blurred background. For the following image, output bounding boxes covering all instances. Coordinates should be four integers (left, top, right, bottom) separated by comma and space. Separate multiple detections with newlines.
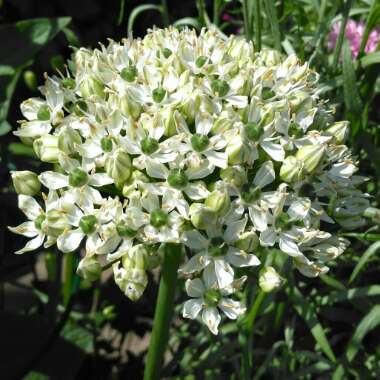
1, 0, 380, 379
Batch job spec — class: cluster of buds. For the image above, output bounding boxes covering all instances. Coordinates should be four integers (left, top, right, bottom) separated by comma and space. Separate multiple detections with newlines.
10, 27, 368, 334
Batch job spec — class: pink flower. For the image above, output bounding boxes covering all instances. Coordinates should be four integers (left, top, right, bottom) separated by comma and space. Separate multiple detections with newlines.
328, 19, 380, 59
222, 13, 232, 22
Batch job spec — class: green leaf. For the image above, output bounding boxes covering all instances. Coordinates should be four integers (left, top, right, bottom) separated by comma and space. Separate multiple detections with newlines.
0, 120, 12, 136
287, 285, 336, 362
360, 51, 380, 68
263, 0, 282, 51
358, 3, 380, 56
0, 17, 71, 67
8, 142, 36, 158
321, 285, 380, 305
173, 17, 201, 30
128, 4, 163, 34
349, 240, 380, 283
342, 40, 362, 131
0, 17, 71, 129
61, 319, 93, 354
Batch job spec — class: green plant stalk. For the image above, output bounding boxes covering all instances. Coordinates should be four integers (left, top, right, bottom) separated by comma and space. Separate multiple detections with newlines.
242, 0, 252, 41
332, 0, 353, 70
143, 243, 182, 380
213, 0, 222, 26
253, 0, 261, 51
161, 0, 170, 27
63, 252, 74, 307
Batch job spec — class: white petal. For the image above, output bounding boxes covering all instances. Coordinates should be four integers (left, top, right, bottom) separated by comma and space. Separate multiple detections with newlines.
260, 227, 277, 246
183, 230, 209, 250
253, 161, 275, 188
185, 278, 205, 297
8, 221, 39, 237
195, 113, 213, 135
226, 247, 260, 267
186, 160, 214, 180
145, 158, 168, 179
13, 121, 51, 137
226, 95, 248, 108
57, 228, 84, 252
18, 195, 43, 220
39, 172, 68, 190
249, 205, 268, 232
202, 307, 221, 335
180, 252, 209, 273
214, 258, 235, 288
77, 141, 103, 158
261, 141, 285, 161
219, 298, 246, 319
183, 299, 203, 319
279, 234, 302, 257
15, 233, 45, 254
88, 173, 114, 186
224, 217, 247, 244
204, 150, 228, 169
184, 182, 210, 200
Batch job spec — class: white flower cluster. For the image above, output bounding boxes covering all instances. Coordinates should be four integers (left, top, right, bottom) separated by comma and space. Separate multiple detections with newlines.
10, 27, 368, 334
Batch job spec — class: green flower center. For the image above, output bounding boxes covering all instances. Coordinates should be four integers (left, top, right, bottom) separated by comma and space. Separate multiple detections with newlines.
289, 122, 303, 138
34, 214, 46, 230
37, 105, 51, 121
262, 87, 276, 100
152, 87, 166, 103
116, 223, 137, 238
74, 100, 88, 116
79, 215, 97, 234
163, 48, 172, 58
275, 212, 292, 231
211, 79, 230, 97
167, 169, 189, 189
195, 56, 207, 68
62, 78, 76, 89
191, 134, 210, 152
150, 209, 169, 228
120, 66, 138, 82
141, 137, 159, 155
100, 136, 113, 152
209, 237, 227, 257
204, 289, 221, 307
69, 168, 88, 188
245, 122, 264, 141
241, 185, 262, 204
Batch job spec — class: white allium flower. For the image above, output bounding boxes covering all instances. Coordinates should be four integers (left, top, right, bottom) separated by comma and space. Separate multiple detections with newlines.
10, 27, 368, 334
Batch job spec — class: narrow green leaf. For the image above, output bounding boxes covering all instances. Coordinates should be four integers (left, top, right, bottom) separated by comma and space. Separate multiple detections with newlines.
117, 0, 126, 25
360, 51, 380, 68
349, 240, 380, 283
321, 285, 380, 305
263, 0, 281, 51
358, 3, 380, 56
128, 4, 163, 34
173, 17, 201, 30
287, 286, 336, 362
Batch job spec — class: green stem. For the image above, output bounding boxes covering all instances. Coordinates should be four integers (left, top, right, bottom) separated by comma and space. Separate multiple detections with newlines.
242, 0, 252, 41
63, 252, 74, 307
332, 0, 353, 70
253, 0, 261, 51
213, 0, 222, 26
143, 243, 182, 380
161, 0, 170, 27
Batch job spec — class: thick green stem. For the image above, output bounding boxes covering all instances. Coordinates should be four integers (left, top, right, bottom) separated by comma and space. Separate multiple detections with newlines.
143, 243, 182, 380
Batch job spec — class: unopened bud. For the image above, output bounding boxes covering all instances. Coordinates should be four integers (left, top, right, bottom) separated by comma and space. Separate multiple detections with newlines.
296, 144, 324, 173
325, 121, 349, 144
226, 136, 251, 165
105, 148, 132, 184
33, 135, 59, 163
58, 126, 82, 155
77, 255, 101, 282
220, 165, 247, 187
259, 266, 283, 292
11, 170, 40, 196
80, 75, 105, 98
235, 230, 259, 252
189, 203, 217, 230
280, 156, 304, 182
205, 189, 231, 216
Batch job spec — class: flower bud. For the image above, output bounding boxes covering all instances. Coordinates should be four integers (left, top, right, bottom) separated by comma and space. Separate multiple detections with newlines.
77, 255, 102, 282
161, 107, 176, 137
296, 144, 324, 173
105, 148, 132, 184
45, 209, 69, 237
189, 203, 217, 230
235, 230, 259, 252
220, 165, 247, 187
80, 75, 105, 98
226, 136, 252, 165
325, 121, 349, 144
11, 170, 40, 196
79, 215, 98, 234
261, 49, 282, 66
58, 126, 82, 155
205, 189, 231, 216
280, 156, 304, 182
211, 114, 233, 135
120, 66, 138, 82
259, 266, 283, 292
23, 70, 37, 91
33, 135, 60, 163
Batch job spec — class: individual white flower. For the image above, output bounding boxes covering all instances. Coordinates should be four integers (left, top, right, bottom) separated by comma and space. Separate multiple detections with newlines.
8, 192, 58, 254
181, 216, 260, 288
182, 268, 246, 335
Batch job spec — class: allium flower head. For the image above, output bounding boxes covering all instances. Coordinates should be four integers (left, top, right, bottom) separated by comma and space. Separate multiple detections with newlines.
328, 19, 380, 58
10, 27, 368, 334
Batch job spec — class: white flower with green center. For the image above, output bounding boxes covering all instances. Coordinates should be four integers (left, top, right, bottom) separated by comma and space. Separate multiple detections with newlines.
183, 268, 246, 335
39, 155, 113, 210
181, 216, 260, 288
8, 192, 59, 254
